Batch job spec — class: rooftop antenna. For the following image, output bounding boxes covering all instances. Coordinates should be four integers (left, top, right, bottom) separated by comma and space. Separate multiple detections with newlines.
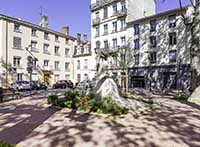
39, 6, 43, 17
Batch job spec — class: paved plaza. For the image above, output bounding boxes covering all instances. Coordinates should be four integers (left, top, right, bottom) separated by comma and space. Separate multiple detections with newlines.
0, 93, 200, 147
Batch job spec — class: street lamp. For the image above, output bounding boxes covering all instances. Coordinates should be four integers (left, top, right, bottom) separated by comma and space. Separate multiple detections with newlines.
25, 45, 39, 92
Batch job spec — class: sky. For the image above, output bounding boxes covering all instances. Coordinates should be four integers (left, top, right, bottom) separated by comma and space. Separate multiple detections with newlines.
0, 0, 192, 40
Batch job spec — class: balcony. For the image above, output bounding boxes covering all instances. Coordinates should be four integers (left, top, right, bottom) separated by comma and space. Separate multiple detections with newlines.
95, 46, 119, 57
73, 47, 92, 58
91, 0, 120, 11
117, 9, 127, 18
42, 66, 52, 71
92, 17, 101, 26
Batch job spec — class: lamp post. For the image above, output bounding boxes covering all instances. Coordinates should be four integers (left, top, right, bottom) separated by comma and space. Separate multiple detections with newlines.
26, 45, 38, 93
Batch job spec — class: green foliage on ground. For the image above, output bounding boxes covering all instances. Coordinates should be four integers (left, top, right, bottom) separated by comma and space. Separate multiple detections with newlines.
0, 142, 17, 147
174, 92, 188, 101
48, 90, 128, 115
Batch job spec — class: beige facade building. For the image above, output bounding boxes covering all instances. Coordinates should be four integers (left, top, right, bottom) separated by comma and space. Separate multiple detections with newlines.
0, 14, 93, 87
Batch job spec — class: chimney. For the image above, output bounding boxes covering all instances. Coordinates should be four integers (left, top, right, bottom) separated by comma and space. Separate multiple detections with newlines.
77, 33, 81, 44
61, 26, 69, 35
83, 34, 87, 43
40, 15, 48, 28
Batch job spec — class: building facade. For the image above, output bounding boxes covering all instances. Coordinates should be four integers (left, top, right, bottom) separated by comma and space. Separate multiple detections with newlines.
0, 14, 94, 87
73, 33, 96, 84
127, 7, 192, 92
90, 0, 156, 87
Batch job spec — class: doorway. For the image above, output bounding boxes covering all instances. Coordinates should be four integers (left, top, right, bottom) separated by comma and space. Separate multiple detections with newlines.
77, 74, 81, 83
44, 74, 50, 86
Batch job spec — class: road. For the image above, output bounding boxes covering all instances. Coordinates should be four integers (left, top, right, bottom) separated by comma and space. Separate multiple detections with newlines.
0, 92, 200, 147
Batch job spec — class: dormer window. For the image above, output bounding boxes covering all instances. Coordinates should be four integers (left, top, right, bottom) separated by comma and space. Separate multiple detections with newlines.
14, 24, 20, 32
31, 29, 37, 36
55, 35, 59, 42
44, 32, 49, 40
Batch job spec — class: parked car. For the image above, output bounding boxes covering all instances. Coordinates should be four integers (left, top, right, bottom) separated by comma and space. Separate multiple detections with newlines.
31, 81, 47, 90
76, 80, 92, 89
11, 81, 32, 91
53, 80, 74, 89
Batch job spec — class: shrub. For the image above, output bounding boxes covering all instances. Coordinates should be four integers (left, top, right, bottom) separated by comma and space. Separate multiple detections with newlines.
0, 142, 17, 147
48, 95, 59, 105
174, 92, 188, 101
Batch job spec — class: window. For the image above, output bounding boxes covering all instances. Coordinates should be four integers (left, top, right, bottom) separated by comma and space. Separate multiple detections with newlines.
121, 19, 126, 30
112, 21, 117, 32
31, 29, 37, 36
17, 73, 23, 81
96, 41, 101, 49
150, 36, 157, 48
112, 38, 117, 48
54, 74, 60, 83
44, 32, 49, 40
43, 44, 49, 53
31, 41, 37, 51
95, 11, 100, 19
13, 56, 21, 67
103, 7, 108, 19
54, 46, 60, 55
65, 75, 70, 80
150, 19, 157, 32
65, 39, 69, 44
103, 24, 108, 35
44, 60, 49, 67
113, 4, 118, 15
96, 26, 100, 36
150, 52, 157, 64
84, 74, 88, 80
55, 61, 60, 70
65, 62, 70, 71
121, 37, 126, 46
104, 40, 109, 49
134, 24, 140, 35
65, 48, 70, 56
77, 60, 80, 69
169, 50, 177, 63
121, 1, 126, 12
14, 24, 20, 32
169, 32, 177, 45
13, 37, 22, 49
134, 39, 140, 49
135, 54, 140, 65
169, 15, 176, 28
55, 35, 59, 42
84, 59, 88, 69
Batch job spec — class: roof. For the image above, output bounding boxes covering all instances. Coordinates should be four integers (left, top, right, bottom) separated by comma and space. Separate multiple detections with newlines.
0, 14, 76, 40
127, 5, 190, 25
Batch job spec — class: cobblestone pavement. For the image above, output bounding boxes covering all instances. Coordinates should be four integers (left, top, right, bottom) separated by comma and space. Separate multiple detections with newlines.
0, 92, 200, 147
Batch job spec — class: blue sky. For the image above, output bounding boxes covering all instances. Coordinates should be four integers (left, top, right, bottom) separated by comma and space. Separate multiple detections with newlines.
0, 0, 191, 39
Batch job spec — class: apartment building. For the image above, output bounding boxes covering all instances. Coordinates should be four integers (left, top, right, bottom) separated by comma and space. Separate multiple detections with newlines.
0, 14, 83, 87
90, 0, 156, 86
127, 7, 192, 92
73, 33, 96, 84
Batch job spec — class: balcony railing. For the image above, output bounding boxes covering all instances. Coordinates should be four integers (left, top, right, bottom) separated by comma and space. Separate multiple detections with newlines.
91, 0, 120, 11
95, 46, 119, 55
117, 9, 127, 17
92, 17, 101, 26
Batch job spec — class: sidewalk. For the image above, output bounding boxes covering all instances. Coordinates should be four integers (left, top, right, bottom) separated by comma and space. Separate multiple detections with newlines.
0, 93, 200, 147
